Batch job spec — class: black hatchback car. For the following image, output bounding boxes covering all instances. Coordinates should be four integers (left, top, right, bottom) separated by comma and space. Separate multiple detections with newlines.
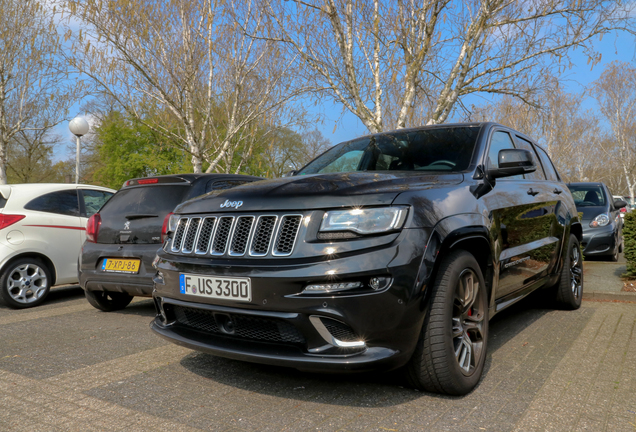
79, 174, 262, 311
567, 182, 626, 261
151, 123, 582, 395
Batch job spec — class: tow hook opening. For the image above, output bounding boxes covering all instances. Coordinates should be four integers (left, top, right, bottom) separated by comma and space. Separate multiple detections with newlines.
214, 313, 236, 335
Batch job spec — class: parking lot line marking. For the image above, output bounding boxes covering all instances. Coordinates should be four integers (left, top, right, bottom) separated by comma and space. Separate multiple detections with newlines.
44, 344, 192, 391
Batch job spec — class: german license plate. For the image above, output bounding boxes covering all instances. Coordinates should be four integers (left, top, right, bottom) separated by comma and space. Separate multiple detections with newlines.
102, 258, 141, 274
179, 273, 251, 302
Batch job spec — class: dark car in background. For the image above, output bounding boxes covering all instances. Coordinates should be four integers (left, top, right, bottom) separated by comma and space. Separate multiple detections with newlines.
151, 123, 583, 395
568, 182, 626, 261
79, 174, 262, 311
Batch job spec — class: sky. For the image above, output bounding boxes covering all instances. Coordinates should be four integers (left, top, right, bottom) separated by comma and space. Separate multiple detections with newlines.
55, 23, 636, 162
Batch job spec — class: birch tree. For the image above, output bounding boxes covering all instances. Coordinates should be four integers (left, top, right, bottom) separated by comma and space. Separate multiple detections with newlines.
0, 0, 79, 184
66, 0, 302, 174
591, 61, 636, 204
471, 83, 604, 183
265, 0, 634, 132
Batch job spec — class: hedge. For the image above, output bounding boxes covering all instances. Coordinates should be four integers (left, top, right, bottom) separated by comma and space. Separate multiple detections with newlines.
623, 211, 636, 278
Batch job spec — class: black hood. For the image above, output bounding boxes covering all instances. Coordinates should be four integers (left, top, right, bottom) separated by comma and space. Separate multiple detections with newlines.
175, 172, 464, 213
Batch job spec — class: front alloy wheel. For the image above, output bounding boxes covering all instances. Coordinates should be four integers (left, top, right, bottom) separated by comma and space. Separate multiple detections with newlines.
406, 250, 488, 395
0, 258, 52, 309
452, 269, 486, 375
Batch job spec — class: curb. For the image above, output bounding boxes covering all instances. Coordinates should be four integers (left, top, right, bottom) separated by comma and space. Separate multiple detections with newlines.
583, 291, 636, 303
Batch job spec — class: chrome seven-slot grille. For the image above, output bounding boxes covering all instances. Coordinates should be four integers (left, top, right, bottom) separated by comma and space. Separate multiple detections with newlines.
170, 213, 302, 257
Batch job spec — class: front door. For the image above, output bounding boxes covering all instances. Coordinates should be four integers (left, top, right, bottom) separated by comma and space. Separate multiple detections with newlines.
483, 130, 562, 300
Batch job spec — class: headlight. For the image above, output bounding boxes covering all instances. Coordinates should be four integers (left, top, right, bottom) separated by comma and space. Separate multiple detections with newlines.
319, 207, 408, 236
168, 213, 181, 232
590, 213, 610, 228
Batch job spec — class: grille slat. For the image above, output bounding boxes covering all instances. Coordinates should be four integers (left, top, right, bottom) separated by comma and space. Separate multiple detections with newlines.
171, 213, 302, 258
171, 218, 188, 252
229, 216, 254, 256
181, 218, 201, 253
273, 216, 302, 256
250, 216, 277, 256
195, 217, 216, 254
211, 217, 234, 255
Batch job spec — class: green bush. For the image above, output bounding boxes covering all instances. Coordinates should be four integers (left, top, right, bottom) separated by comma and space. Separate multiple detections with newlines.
578, 212, 585, 261
622, 211, 636, 278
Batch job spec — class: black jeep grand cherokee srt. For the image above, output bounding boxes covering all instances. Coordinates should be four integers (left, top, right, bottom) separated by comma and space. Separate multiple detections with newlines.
151, 123, 583, 395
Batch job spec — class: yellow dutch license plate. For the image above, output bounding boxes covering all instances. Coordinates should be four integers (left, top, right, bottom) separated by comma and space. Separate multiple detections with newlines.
101, 258, 141, 274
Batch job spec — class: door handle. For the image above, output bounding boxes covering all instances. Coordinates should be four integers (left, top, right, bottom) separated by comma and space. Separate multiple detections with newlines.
553, 188, 562, 194
527, 188, 540, 196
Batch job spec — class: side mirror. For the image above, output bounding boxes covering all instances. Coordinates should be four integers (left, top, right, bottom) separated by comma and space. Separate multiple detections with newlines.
614, 199, 627, 209
282, 170, 297, 177
488, 149, 536, 179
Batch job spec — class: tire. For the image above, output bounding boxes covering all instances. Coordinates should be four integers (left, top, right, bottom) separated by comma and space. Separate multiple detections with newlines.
553, 234, 583, 310
619, 240, 624, 254
405, 250, 489, 395
85, 290, 133, 312
608, 246, 619, 262
0, 258, 52, 309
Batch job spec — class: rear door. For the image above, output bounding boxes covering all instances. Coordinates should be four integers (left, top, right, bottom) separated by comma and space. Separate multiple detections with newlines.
23, 189, 82, 283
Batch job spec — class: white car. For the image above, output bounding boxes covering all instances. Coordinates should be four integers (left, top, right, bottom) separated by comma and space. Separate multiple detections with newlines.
0, 183, 115, 308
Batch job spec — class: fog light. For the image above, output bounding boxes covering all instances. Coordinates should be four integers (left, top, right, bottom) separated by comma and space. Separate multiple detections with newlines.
302, 281, 362, 294
369, 276, 391, 291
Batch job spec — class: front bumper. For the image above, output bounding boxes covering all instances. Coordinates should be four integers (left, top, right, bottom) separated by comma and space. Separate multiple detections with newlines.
581, 224, 618, 256
79, 242, 162, 296
151, 228, 430, 373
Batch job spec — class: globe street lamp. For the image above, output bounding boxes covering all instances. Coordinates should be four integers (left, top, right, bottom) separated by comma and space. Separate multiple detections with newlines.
69, 117, 89, 184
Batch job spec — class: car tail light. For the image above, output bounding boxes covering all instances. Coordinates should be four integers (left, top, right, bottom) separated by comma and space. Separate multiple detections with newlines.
0, 214, 25, 230
621, 207, 627, 213
161, 212, 173, 243
86, 213, 101, 242
138, 178, 159, 185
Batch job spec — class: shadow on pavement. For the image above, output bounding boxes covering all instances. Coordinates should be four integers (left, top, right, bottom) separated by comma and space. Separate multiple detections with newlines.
113, 298, 156, 317
179, 289, 562, 407
46, 285, 85, 303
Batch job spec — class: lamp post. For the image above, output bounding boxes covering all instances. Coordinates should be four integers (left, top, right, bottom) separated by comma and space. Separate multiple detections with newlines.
69, 117, 89, 184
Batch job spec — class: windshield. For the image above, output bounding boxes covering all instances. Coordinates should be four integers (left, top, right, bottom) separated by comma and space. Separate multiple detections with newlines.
568, 185, 606, 207
298, 126, 480, 175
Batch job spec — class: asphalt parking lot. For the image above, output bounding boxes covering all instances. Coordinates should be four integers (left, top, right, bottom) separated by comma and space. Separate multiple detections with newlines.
1, 286, 635, 432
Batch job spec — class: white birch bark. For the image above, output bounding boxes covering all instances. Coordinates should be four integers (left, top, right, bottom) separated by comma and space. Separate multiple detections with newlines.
266, 0, 633, 132
66, 0, 303, 175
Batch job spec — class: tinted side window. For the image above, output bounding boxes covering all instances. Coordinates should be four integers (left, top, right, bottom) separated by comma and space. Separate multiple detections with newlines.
514, 136, 546, 180
205, 180, 253, 194
82, 190, 114, 217
488, 131, 523, 180
488, 131, 516, 169
535, 146, 560, 181
24, 190, 80, 216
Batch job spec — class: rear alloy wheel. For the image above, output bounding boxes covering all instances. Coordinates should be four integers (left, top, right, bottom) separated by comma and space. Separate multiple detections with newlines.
553, 234, 583, 310
405, 250, 488, 395
85, 290, 133, 312
0, 258, 52, 309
